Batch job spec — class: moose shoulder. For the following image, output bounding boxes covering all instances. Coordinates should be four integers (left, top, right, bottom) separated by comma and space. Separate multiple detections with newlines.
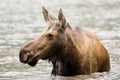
19, 7, 110, 76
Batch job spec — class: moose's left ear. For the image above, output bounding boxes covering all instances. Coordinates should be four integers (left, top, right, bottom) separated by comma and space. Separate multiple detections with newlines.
58, 9, 67, 31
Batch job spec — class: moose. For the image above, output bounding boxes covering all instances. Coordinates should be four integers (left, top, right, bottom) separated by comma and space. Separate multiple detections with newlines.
19, 7, 110, 76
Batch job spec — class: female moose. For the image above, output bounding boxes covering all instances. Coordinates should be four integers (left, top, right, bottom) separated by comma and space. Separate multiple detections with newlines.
19, 7, 110, 76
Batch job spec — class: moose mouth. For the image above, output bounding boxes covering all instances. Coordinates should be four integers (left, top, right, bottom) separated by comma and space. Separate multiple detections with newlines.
19, 51, 39, 66
22, 56, 39, 66
28, 58, 38, 66
27, 55, 50, 66
27, 55, 51, 66
21, 54, 50, 66
27, 53, 40, 66
20, 48, 51, 66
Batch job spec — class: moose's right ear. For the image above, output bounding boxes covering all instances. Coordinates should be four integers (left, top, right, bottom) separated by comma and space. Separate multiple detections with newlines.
42, 6, 56, 24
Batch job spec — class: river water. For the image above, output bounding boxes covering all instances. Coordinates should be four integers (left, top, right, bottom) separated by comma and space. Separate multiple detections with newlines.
0, 0, 120, 80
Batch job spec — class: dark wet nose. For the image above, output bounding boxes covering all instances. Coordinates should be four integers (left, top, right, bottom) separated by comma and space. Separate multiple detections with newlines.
19, 49, 33, 63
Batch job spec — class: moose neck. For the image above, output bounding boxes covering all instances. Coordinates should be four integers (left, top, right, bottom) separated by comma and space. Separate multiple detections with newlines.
50, 26, 82, 76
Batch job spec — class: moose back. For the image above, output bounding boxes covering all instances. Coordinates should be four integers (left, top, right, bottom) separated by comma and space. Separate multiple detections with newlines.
19, 7, 110, 76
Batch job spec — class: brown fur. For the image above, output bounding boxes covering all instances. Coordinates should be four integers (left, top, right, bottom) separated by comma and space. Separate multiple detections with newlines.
19, 7, 110, 76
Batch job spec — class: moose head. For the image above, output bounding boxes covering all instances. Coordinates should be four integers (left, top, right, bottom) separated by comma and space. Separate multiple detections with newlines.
19, 7, 71, 66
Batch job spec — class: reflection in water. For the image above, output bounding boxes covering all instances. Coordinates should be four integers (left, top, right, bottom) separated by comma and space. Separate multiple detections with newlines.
0, 0, 120, 80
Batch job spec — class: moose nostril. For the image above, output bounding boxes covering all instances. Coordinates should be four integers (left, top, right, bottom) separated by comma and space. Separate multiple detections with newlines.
28, 51, 34, 58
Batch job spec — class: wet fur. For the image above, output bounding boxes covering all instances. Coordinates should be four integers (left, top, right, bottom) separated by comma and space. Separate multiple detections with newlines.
47, 26, 110, 76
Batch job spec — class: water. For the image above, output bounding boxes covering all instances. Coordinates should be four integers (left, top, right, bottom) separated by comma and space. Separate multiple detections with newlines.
0, 0, 120, 80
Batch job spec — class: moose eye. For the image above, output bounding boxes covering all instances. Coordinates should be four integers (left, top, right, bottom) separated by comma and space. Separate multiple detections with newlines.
47, 34, 53, 40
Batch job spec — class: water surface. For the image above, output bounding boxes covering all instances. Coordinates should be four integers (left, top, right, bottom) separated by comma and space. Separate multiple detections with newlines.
0, 0, 120, 80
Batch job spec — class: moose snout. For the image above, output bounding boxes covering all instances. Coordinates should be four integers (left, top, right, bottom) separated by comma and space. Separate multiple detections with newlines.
19, 49, 34, 63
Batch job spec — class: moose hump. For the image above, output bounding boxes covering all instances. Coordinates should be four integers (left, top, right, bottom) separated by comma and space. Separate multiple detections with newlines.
19, 7, 110, 76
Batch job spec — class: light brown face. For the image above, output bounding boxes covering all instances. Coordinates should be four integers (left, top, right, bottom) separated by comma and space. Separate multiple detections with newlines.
19, 7, 68, 66
19, 28, 58, 66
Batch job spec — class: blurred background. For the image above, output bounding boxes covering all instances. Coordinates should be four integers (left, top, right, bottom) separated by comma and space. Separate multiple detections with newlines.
0, 0, 120, 80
